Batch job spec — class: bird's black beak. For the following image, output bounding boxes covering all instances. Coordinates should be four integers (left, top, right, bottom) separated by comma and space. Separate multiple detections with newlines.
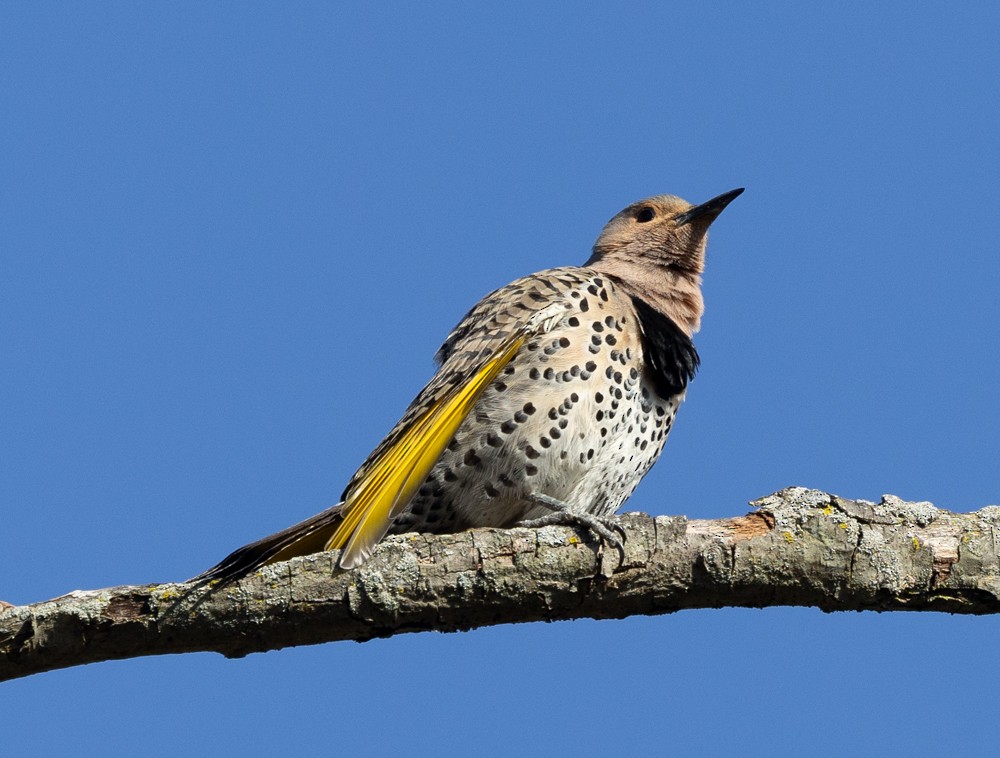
674, 187, 745, 227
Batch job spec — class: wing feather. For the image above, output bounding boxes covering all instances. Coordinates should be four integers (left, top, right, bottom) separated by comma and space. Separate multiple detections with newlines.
327, 333, 526, 568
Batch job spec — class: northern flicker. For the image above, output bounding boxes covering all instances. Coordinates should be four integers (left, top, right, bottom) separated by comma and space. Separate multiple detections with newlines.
193, 188, 743, 580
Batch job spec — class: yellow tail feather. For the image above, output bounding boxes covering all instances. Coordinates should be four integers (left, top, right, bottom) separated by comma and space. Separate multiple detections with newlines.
327, 335, 526, 568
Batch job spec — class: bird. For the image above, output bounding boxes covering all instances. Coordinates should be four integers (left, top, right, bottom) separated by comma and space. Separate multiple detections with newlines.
193, 188, 743, 582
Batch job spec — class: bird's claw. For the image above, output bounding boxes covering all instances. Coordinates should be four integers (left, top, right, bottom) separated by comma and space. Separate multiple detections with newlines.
519, 494, 626, 559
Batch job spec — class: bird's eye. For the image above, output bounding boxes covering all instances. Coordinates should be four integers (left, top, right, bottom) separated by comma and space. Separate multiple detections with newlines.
635, 207, 655, 223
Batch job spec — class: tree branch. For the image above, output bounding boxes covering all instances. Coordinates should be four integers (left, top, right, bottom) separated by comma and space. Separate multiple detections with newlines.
3, 487, 1000, 682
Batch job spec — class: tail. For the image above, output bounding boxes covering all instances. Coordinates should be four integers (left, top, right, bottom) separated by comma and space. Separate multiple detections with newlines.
190, 331, 527, 582
189, 504, 345, 583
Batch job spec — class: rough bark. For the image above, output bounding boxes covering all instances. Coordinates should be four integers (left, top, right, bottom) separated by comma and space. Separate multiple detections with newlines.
3, 487, 1000, 682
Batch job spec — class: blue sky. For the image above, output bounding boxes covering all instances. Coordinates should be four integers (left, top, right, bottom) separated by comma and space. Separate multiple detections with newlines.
3, 4, 999, 755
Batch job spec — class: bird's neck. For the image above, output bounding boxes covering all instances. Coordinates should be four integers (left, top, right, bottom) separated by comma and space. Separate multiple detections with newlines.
590, 261, 704, 336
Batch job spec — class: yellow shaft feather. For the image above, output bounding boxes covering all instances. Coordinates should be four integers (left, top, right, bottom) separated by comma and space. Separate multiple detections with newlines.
327, 335, 526, 568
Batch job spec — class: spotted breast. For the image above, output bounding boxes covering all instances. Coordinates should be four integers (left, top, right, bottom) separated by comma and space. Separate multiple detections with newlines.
388, 267, 697, 534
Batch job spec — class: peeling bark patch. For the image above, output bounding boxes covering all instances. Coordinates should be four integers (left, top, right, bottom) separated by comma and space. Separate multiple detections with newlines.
932, 556, 955, 587
831, 496, 900, 525
103, 594, 152, 622
731, 511, 775, 541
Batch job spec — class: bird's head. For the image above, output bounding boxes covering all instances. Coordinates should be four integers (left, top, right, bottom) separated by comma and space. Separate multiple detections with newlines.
585, 188, 743, 334
588, 189, 743, 274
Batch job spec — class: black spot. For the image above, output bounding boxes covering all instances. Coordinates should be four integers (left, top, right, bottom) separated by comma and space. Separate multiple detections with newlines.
486, 433, 502, 448
550, 427, 562, 439
580, 298, 590, 312
544, 367, 555, 380
514, 410, 528, 423
464, 449, 481, 466
567, 316, 580, 327
500, 420, 517, 434
595, 392, 604, 403
558, 337, 570, 348
525, 445, 540, 459
592, 321, 604, 332
504, 365, 516, 375
558, 418, 568, 429
587, 284, 599, 296
495, 381, 508, 392
525, 464, 538, 476
596, 410, 604, 421
570, 392, 579, 402
499, 474, 515, 487
484, 483, 500, 498
548, 408, 558, 420
540, 436, 551, 448
443, 469, 458, 482
522, 402, 536, 415
605, 334, 617, 346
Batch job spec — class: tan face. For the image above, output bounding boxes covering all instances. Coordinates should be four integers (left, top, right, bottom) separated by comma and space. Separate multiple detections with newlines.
590, 195, 708, 275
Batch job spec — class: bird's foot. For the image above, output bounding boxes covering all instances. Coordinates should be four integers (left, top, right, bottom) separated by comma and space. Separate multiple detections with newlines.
518, 494, 626, 557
